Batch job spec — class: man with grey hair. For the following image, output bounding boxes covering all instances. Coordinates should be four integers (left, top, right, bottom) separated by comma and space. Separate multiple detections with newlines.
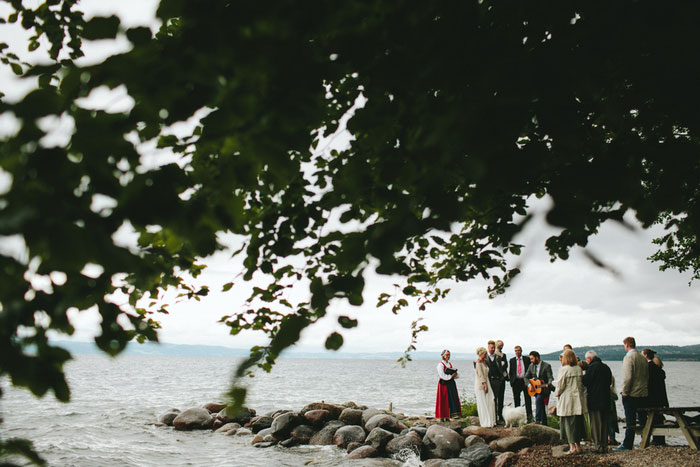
615, 337, 649, 451
583, 350, 613, 453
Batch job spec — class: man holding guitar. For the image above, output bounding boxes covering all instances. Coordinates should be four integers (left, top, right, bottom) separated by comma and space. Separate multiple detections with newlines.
523, 350, 555, 425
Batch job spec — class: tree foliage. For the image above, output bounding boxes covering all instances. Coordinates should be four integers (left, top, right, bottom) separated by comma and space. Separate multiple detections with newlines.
2, 3, 700, 452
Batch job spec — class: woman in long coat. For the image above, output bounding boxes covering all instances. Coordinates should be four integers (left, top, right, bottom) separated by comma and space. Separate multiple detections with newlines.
474, 346, 496, 427
435, 349, 461, 420
556, 349, 588, 455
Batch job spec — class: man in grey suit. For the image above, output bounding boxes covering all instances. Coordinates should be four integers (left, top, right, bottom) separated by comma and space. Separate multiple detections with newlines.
523, 351, 554, 425
615, 336, 649, 451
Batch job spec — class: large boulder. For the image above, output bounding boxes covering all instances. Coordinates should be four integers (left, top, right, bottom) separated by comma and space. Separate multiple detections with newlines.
365, 427, 395, 453
300, 402, 343, 419
290, 424, 316, 444
304, 409, 330, 427
158, 408, 181, 426
385, 431, 422, 458
309, 420, 344, 445
519, 424, 564, 445
459, 443, 492, 467
270, 412, 302, 439
172, 408, 213, 431
203, 402, 227, 413
362, 408, 383, 425
464, 434, 485, 448
333, 425, 367, 449
461, 426, 511, 442
339, 408, 364, 426
489, 436, 533, 453
423, 424, 464, 459
365, 414, 406, 434
217, 407, 256, 425
247, 415, 273, 433
347, 445, 378, 459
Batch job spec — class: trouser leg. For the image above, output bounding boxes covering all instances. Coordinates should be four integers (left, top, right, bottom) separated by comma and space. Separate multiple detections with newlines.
622, 396, 638, 449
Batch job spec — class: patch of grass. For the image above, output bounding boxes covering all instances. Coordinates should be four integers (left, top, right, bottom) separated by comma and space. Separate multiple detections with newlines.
547, 415, 560, 429
461, 398, 478, 417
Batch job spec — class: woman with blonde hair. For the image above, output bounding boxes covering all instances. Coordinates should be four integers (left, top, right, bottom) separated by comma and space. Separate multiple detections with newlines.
474, 346, 496, 427
556, 349, 587, 455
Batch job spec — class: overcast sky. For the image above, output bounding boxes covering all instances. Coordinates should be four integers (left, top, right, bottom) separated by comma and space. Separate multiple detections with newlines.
1, 1, 699, 358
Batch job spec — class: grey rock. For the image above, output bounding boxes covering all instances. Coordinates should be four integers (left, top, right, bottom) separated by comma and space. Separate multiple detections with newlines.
385, 431, 422, 458
279, 437, 297, 448
309, 420, 344, 445
248, 415, 273, 433
300, 402, 343, 419
493, 451, 517, 467
347, 441, 363, 453
365, 414, 406, 434
304, 409, 330, 427
158, 408, 181, 426
254, 441, 276, 448
519, 423, 564, 445
333, 425, 366, 448
203, 402, 227, 413
216, 407, 255, 425
459, 443, 492, 467
339, 408, 364, 426
347, 445, 378, 459
365, 427, 395, 452
362, 408, 383, 425
489, 436, 533, 453
270, 411, 302, 439
215, 422, 241, 434
235, 428, 252, 436
172, 408, 213, 431
409, 426, 428, 438
291, 424, 315, 444
464, 434, 486, 448
423, 424, 464, 459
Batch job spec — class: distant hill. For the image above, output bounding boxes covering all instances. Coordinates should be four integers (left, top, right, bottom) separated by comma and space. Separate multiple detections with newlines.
51, 341, 474, 361
540, 344, 700, 361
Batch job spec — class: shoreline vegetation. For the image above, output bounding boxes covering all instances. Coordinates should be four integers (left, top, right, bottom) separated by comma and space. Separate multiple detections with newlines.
155, 400, 700, 466
56, 341, 700, 361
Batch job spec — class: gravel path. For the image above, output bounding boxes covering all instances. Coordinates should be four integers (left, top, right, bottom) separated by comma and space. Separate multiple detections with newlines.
513, 445, 700, 467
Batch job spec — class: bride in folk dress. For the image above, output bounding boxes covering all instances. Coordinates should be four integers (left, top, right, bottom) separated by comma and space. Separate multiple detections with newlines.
474, 346, 496, 428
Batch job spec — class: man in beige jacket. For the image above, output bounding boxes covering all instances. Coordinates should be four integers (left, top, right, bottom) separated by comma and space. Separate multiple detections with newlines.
615, 336, 649, 450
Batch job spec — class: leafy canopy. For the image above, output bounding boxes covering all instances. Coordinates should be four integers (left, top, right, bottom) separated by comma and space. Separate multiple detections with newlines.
1, 0, 700, 438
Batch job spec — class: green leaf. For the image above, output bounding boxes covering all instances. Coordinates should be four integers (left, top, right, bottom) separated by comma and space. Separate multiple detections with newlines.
82, 15, 120, 40
337, 316, 358, 328
325, 332, 344, 350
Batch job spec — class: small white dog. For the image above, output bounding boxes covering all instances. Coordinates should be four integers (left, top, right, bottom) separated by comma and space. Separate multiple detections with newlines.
502, 403, 527, 428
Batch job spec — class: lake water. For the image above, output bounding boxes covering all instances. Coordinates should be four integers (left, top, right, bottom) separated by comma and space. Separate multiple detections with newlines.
1, 356, 698, 466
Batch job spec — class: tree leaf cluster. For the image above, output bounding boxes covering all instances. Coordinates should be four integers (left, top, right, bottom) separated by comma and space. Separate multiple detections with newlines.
2, 4, 700, 457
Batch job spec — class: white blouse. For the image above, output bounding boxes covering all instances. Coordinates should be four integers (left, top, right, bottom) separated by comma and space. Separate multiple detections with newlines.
437, 361, 459, 380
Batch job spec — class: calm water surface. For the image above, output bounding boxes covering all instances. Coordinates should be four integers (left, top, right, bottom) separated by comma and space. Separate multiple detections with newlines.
1, 356, 697, 466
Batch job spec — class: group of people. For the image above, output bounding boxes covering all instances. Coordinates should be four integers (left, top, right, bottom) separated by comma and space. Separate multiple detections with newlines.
435, 336, 669, 455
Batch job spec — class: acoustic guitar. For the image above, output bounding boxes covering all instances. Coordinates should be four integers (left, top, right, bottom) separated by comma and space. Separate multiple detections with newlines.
528, 379, 543, 397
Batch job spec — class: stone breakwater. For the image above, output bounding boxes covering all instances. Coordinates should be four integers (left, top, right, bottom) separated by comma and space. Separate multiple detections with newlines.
156, 401, 565, 466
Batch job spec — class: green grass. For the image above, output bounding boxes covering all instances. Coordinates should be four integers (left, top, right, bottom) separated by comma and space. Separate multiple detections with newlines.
547, 415, 560, 429
461, 398, 478, 417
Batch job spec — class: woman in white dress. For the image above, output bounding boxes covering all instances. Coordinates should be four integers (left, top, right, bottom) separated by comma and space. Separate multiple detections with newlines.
474, 346, 496, 428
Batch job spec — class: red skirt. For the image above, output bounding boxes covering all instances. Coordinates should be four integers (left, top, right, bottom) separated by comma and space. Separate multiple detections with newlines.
435, 379, 461, 418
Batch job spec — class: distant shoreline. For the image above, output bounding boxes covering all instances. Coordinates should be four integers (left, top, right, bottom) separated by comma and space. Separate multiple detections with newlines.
51, 341, 700, 361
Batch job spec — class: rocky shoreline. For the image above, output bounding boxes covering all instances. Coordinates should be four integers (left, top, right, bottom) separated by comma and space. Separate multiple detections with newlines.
155, 402, 700, 466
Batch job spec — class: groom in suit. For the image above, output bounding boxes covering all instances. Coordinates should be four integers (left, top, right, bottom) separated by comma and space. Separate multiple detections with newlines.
486, 340, 507, 424
509, 345, 533, 423
523, 350, 555, 425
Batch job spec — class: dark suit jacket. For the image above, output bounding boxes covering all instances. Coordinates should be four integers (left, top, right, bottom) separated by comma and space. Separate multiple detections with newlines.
582, 356, 612, 411
486, 353, 505, 381
524, 360, 555, 393
509, 355, 530, 386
